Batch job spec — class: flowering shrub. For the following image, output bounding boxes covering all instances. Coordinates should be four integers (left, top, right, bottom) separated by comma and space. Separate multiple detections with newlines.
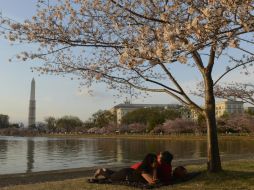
162, 118, 199, 134
127, 123, 147, 133
217, 114, 254, 133
87, 127, 100, 134
0, 128, 41, 136
97, 125, 118, 134
118, 123, 147, 133
151, 125, 164, 134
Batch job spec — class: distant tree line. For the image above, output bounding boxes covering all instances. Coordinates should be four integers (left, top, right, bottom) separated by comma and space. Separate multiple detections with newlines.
1, 108, 254, 136
0, 114, 24, 129
0, 114, 9, 128
121, 107, 181, 131
44, 110, 116, 134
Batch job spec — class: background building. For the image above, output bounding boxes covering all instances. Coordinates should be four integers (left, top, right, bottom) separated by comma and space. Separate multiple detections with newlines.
182, 100, 245, 121
215, 100, 244, 118
111, 101, 181, 125
111, 100, 246, 125
245, 107, 254, 114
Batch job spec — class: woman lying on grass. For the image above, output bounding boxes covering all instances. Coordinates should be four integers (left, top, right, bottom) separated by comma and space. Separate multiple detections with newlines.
131, 151, 173, 185
90, 153, 158, 185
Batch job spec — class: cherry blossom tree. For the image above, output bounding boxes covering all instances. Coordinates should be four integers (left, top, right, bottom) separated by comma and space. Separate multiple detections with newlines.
214, 83, 254, 105
1, 0, 254, 172
217, 114, 254, 133
163, 118, 198, 134
194, 82, 254, 107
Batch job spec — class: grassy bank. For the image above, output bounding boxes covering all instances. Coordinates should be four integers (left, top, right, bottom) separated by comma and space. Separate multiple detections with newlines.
2, 160, 254, 190
1, 130, 254, 141
44, 133, 254, 141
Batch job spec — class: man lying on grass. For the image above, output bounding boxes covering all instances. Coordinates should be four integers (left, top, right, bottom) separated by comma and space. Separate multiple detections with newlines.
89, 151, 173, 185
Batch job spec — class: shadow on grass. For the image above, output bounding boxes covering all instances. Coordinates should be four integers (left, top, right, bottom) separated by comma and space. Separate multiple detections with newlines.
87, 172, 202, 189
193, 170, 254, 185
0, 169, 95, 188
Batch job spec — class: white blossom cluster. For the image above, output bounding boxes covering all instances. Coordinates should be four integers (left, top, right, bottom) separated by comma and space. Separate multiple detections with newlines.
0, 0, 253, 109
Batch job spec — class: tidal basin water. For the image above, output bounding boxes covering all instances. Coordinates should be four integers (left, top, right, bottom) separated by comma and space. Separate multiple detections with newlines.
0, 136, 254, 174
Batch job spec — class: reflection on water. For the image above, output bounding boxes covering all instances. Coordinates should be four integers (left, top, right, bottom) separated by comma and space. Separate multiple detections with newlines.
26, 140, 34, 173
0, 136, 254, 174
0, 139, 8, 160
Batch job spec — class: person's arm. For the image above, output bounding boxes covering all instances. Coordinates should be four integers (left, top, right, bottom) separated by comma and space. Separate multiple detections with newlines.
152, 168, 158, 181
141, 172, 157, 184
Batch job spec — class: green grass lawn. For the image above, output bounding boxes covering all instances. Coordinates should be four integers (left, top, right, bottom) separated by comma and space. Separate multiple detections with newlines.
2, 160, 254, 190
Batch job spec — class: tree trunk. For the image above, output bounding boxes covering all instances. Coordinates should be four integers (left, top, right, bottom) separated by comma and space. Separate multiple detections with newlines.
204, 73, 222, 172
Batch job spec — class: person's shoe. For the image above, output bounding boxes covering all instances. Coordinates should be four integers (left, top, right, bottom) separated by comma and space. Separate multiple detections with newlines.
87, 178, 99, 183
94, 168, 102, 179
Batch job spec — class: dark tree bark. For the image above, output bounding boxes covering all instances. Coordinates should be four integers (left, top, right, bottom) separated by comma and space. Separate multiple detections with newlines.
204, 72, 222, 172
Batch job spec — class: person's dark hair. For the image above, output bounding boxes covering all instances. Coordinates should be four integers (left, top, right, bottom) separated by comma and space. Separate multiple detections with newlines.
173, 166, 187, 179
138, 153, 157, 173
161, 151, 173, 164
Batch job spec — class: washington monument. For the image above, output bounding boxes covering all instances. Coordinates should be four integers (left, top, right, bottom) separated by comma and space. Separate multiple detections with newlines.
28, 78, 36, 127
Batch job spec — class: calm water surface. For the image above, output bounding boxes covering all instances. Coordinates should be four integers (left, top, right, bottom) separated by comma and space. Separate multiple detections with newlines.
0, 136, 253, 174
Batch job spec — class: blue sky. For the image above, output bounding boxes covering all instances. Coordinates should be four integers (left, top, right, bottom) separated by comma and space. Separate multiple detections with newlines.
0, 1, 253, 125
0, 0, 178, 124
0, 0, 114, 124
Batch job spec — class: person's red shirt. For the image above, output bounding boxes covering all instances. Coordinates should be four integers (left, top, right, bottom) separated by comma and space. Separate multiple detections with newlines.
131, 161, 172, 184
157, 163, 172, 184
130, 162, 142, 170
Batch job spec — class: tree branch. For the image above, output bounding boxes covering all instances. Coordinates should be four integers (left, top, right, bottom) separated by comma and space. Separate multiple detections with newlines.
131, 67, 182, 94
207, 44, 216, 72
110, 0, 168, 24
237, 46, 254, 56
159, 63, 203, 112
214, 58, 254, 86
192, 51, 205, 72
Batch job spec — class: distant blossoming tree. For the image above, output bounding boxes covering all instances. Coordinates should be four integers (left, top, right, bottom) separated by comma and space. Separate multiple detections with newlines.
214, 83, 254, 105
163, 118, 198, 134
1, 0, 254, 172
194, 82, 254, 108
217, 114, 254, 133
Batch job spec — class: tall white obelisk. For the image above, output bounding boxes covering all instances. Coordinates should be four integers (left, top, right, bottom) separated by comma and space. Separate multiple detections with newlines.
28, 78, 36, 127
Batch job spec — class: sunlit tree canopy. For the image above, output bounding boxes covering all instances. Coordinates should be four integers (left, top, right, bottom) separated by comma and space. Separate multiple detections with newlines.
1, 0, 253, 108
1, 0, 254, 172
